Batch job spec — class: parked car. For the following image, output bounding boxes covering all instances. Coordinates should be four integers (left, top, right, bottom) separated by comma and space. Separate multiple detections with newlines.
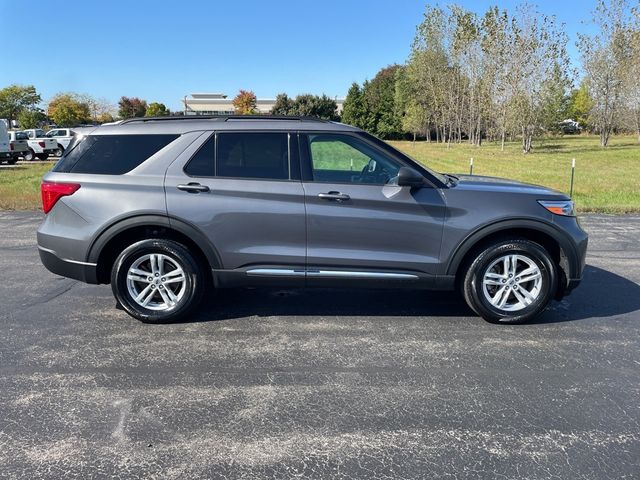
7, 131, 30, 162
0, 120, 12, 164
37, 115, 588, 325
22, 129, 58, 160
45, 128, 76, 156
559, 119, 581, 134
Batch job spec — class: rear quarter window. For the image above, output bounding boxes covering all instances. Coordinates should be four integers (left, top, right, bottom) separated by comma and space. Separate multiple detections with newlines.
53, 134, 179, 174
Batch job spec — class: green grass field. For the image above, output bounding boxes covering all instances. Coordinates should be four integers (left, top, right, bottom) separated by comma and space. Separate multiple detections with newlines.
1, 135, 638, 212
0, 163, 52, 210
390, 135, 640, 213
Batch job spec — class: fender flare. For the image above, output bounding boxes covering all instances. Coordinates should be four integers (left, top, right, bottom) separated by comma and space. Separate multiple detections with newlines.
445, 218, 579, 277
86, 214, 222, 268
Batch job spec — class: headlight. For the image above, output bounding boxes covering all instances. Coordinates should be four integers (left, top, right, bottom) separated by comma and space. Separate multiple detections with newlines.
538, 200, 575, 216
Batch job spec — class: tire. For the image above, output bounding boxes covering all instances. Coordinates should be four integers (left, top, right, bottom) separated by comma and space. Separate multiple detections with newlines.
36, 153, 49, 161
24, 149, 34, 161
462, 239, 557, 324
54, 145, 64, 157
111, 239, 205, 323
8, 157, 17, 165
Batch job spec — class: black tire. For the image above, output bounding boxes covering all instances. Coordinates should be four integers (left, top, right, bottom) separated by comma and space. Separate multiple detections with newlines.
111, 239, 205, 323
462, 239, 557, 324
24, 149, 34, 161
54, 145, 64, 157
36, 153, 49, 161
8, 157, 17, 165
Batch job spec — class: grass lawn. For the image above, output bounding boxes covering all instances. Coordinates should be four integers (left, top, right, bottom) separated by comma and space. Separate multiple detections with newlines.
390, 135, 640, 213
0, 135, 638, 213
0, 163, 52, 210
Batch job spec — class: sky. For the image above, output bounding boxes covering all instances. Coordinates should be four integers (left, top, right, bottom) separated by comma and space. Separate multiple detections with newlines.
0, 0, 599, 112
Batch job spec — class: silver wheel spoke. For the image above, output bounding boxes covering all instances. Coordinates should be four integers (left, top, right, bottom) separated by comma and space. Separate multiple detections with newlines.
164, 286, 178, 304
128, 273, 151, 283
518, 286, 536, 303
141, 288, 156, 307
490, 286, 507, 306
157, 287, 173, 307
517, 272, 541, 284
150, 254, 158, 275
134, 284, 152, 302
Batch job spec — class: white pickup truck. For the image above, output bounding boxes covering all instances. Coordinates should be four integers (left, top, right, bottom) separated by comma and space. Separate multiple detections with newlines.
45, 128, 76, 156
7, 131, 30, 163
22, 129, 58, 161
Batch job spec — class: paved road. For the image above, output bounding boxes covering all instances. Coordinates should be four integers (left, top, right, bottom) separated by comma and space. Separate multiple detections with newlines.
1, 212, 639, 479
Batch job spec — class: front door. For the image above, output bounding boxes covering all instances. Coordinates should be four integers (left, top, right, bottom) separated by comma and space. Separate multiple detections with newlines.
165, 131, 306, 283
300, 132, 446, 284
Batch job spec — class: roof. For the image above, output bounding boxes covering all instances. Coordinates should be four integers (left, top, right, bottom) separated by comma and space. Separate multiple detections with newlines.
90, 116, 361, 135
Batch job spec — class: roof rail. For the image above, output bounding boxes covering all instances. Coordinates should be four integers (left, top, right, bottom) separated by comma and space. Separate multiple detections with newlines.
119, 115, 330, 125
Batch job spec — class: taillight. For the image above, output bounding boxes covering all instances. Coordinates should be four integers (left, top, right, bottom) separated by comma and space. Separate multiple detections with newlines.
38, 141, 45, 148
9, 143, 13, 151
41, 181, 80, 214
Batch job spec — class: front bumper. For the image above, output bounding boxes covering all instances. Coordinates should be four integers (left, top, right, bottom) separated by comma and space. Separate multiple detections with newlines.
38, 246, 98, 284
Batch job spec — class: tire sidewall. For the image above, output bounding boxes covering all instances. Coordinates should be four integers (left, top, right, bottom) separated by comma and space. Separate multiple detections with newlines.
466, 240, 557, 324
111, 239, 203, 323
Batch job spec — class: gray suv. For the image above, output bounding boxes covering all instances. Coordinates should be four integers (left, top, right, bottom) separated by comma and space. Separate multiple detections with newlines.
37, 116, 587, 324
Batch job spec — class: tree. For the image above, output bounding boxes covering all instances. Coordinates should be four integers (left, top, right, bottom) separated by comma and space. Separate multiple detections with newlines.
270, 93, 295, 115
342, 83, 367, 128
80, 95, 114, 123
362, 65, 403, 138
97, 112, 115, 124
567, 81, 595, 131
0, 85, 41, 125
232, 90, 257, 114
47, 93, 91, 126
291, 94, 339, 120
578, 0, 636, 146
145, 102, 169, 117
17, 109, 47, 129
539, 63, 572, 134
118, 96, 147, 118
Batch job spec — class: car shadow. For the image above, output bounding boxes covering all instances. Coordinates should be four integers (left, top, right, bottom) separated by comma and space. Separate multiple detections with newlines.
531, 264, 640, 324
186, 264, 639, 325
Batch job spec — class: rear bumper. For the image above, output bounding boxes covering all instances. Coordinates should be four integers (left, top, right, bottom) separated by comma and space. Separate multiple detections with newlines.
38, 246, 98, 284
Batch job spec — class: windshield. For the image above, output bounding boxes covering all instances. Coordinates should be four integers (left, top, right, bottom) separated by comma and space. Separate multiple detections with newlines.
15, 132, 28, 140
35, 129, 46, 137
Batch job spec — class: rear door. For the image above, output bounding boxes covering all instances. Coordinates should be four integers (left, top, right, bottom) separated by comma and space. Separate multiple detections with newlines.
300, 132, 446, 284
165, 130, 306, 282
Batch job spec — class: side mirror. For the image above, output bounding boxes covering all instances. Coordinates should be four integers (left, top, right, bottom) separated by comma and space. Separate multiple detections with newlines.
396, 166, 425, 187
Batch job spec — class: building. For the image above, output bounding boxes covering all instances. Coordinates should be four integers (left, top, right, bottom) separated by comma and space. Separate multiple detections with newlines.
182, 93, 344, 116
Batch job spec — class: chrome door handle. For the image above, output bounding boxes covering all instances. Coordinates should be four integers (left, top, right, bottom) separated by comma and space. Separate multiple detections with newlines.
177, 183, 210, 193
318, 192, 350, 202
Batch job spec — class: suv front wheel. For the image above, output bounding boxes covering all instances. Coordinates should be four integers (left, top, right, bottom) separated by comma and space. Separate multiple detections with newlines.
462, 239, 557, 324
111, 239, 204, 323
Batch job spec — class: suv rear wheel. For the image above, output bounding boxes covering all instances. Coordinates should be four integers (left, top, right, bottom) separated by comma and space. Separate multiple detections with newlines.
111, 239, 204, 323
462, 239, 557, 324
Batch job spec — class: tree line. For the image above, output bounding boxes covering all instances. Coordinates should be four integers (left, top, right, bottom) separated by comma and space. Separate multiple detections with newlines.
0, 85, 171, 128
342, 0, 640, 150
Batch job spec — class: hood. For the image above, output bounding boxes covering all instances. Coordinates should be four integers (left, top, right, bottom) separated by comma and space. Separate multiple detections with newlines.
449, 174, 568, 198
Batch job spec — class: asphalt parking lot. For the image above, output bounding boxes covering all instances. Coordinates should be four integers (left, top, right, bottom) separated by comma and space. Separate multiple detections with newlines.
1, 212, 639, 479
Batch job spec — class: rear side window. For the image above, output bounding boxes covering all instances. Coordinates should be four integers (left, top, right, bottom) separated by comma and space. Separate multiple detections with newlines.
53, 134, 178, 174
184, 134, 214, 176
217, 132, 288, 180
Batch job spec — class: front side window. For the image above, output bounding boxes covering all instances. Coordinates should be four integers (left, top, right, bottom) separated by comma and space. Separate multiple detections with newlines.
308, 134, 401, 185
217, 132, 289, 180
